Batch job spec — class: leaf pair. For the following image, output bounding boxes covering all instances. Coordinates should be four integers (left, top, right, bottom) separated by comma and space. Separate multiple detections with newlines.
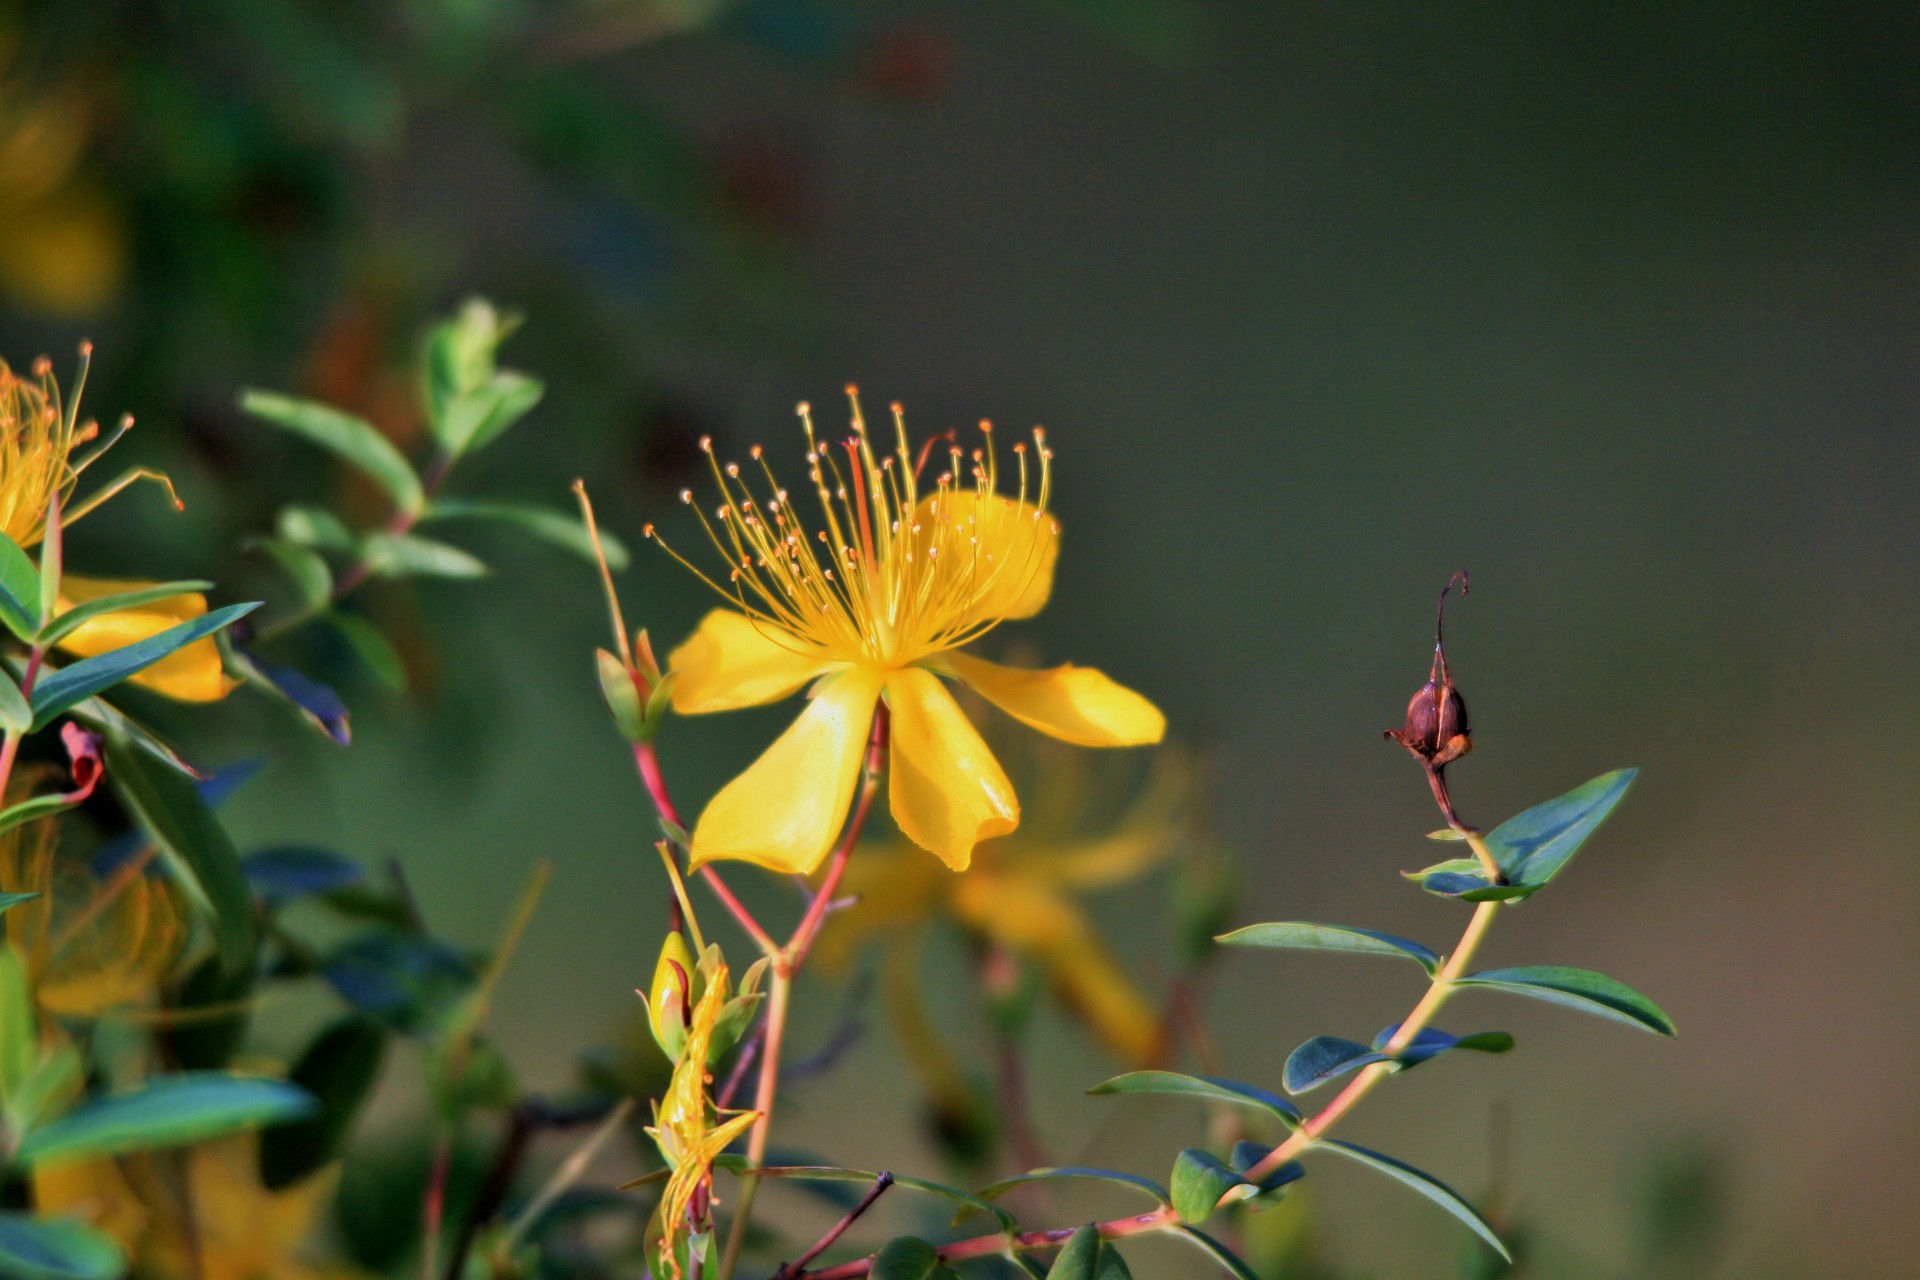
1407, 768, 1638, 902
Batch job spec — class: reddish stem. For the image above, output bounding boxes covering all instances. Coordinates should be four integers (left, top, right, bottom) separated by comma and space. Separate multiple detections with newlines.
632, 740, 777, 954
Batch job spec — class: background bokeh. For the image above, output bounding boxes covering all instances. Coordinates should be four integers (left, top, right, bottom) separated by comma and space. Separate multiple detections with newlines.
2, 2, 1914, 1275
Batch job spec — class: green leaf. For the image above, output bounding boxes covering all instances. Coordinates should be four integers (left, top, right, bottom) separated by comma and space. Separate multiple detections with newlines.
871, 1236, 961, 1280
0, 532, 39, 640
1170, 1148, 1249, 1224
1427, 827, 1468, 841
1485, 769, 1638, 887
424, 299, 541, 456
0, 1212, 126, 1280
275, 504, 355, 553
419, 499, 629, 567
38, 581, 214, 648
0, 667, 27, 733
30, 603, 259, 729
103, 728, 257, 975
1216, 922, 1440, 974
973, 1167, 1170, 1213
361, 532, 488, 579
325, 611, 407, 691
0, 793, 88, 839
259, 1017, 387, 1190
1282, 1037, 1392, 1094
246, 536, 333, 610
14, 1074, 315, 1167
596, 650, 649, 741
446, 372, 545, 457
1455, 966, 1676, 1036
0, 891, 36, 915
1402, 859, 1539, 903
1048, 1224, 1133, 1280
240, 391, 424, 515
750, 1167, 1015, 1232
1311, 1140, 1510, 1260
1370, 1025, 1515, 1069
1169, 1225, 1262, 1280
4, 1041, 82, 1143
1088, 1071, 1301, 1128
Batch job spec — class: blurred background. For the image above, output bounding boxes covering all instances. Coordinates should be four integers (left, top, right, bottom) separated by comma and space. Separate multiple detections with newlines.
1, 1, 1914, 1275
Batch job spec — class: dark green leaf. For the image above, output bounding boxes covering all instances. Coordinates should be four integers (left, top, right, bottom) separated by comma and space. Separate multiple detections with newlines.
1403, 859, 1538, 903
103, 728, 256, 975
1048, 1224, 1133, 1280
1485, 769, 1637, 887
0, 1212, 125, 1280
871, 1236, 961, 1280
1455, 966, 1676, 1036
1311, 1140, 1509, 1260
163, 955, 254, 1071
325, 612, 407, 691
15, 1074, 315, 1167
1282, 1037, 1391, 1094
240, 391, 424, 514
973, 1167, 1170, 1212
1227, 1143, 1305, 1196
0, 533, 39, 640
276, 505, 355, 553
1170, 1148, 1248, 1224
31, 603, 259, 729
750, 1167, 1015, 1232
1216, 922, 1439, 974
1169, 1225, 1262, 1280
420, 499, 627, 567
1088, 1071, 1301, 1128
361, 532, 488, 579
261, 1017, 387, 1189
1369, 1025, 1515, 1068
38, 581, 215, 648
322, 932, 476, 1035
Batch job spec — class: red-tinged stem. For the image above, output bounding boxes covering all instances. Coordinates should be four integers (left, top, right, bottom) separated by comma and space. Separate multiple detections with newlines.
777, 1172, 895, 1278
632, 740, 776, 954
0, 647, 48, 802
421, 1132, 452, 1280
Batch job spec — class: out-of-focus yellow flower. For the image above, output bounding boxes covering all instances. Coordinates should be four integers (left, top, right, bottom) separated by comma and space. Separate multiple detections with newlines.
817, 740, 1192, 1067
33, 1134, 368, 1280
0, 358, 231, 701
646, 956, 758, 1280
651, 391, 1163, 875
0, 788, 182, 1019
0, 60, 127, 316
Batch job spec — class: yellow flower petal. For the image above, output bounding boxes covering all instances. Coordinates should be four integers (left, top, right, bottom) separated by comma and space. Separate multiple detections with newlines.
667, 609, 837, 714
689, 669, 883, 875
934, 651, 1165, 747
918, 491, 1058, 628
57, 576, 236, 702
884, 668, 1018, 871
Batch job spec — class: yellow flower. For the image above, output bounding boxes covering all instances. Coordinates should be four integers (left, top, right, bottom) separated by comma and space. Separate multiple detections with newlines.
0, 358, 231, 701
33, 1134, 368, 1280
0, 787, 182, 1019
645, 957, 758, 1280
0, 52, 127, 316
651, 391, 1164, 874
817, 739, 1192, 1066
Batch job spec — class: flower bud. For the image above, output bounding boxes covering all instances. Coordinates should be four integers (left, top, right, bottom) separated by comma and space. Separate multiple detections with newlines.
646, 930, 697, 1061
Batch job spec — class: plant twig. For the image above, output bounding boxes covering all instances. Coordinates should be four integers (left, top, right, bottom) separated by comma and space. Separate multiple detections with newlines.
776, 1172, 895, 1279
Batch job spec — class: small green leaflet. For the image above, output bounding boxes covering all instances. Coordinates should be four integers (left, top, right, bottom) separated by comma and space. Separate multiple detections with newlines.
870, 1236, 961, 1280
1089, 1071, 1302, 1128
973, 1167, 1170, 1214
29, 602, 259, 729
0, 1212, 125, 1280
1283, 1036, 1392, 1094
419, 499, 630, 567
361, 532, 489, 579
1047, 1224, 1133, 1280
1483, 768, 1638, 887
13, 1073, 315, 1167
1455, 965, 1676, 1036
240, 391, 425, 515
1217, 921, 1440, 974
0, 532, 39, 640
1310, 1140, 1509, 1260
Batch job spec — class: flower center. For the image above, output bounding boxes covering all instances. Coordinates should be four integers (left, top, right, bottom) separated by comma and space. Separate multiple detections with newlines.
646, 387, 1055, 669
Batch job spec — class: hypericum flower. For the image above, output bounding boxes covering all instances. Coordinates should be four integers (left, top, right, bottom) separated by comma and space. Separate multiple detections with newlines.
33, 1134, 369, 1280
0, 354, 232, 701
649, 390, 1164, 874
645, 957, 758, 1280
817, 735, 1192, 1066
0, 772, 182, 1019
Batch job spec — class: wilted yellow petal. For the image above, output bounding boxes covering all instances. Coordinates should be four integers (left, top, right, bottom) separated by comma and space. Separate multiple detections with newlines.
884, 668, 1018, 871
57, 576, 236, 702
668, 608, 838, 714
935, 651, 1164, 747
689, 669, 883, 874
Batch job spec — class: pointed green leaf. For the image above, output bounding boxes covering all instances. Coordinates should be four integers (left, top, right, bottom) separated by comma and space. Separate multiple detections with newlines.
419, 499, 628, 567
0, 667, 28, 733
1089, 1071, 1301, 1128
1217, 922, 1440, 974
0, 532, 39, 640
1486, 769, 1638, 887
15, 1073, 315, 1167
259, 1016, 387, 1190
276, 504, 355, 552
361, 532, 488, 579
0, 891, 36, 915
38, 580, 214, 648
1169, 1225, 1262, 1280
0, 793, 87, 839
871, 1236, 962, 1280
1370, 1025, 1515, 1068
246, 535, 333, 610
102, 728, 256, 975
1170, 1148, 1249, 1224
1312, 1141, 1509, 1260
446, 372, 545, 457
325, 611, 407, 691
30, 602, 259, 729
0, 1212, 125, 1280
1282, 1036, 1392, 1094
1402, 859, 1538, 903
973, 1167, 1170, 1213
240, 391, 424, 515
1048, 1224, 1134, 1280
1455, 966, 1676, 1036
